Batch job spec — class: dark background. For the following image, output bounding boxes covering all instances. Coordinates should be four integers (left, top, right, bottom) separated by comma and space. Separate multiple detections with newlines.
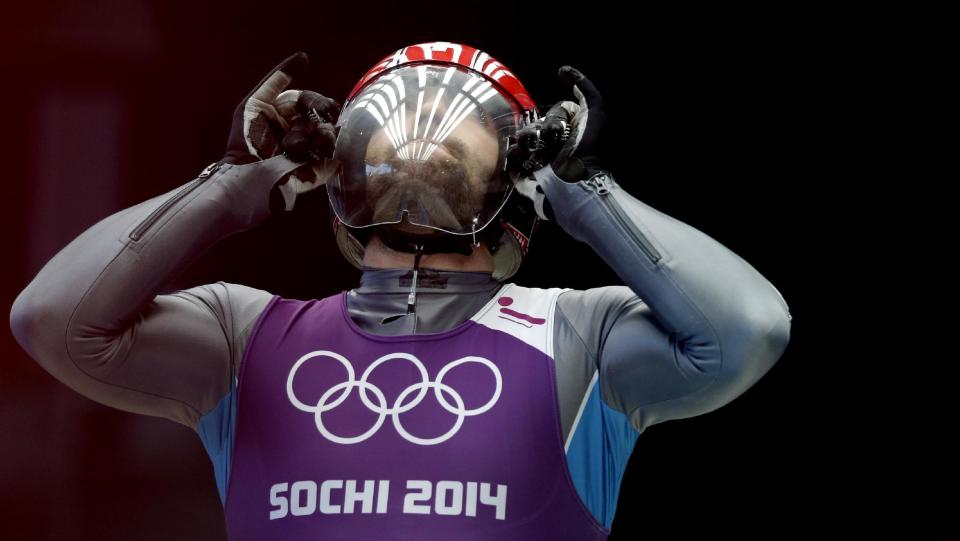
0, 1, 952, 540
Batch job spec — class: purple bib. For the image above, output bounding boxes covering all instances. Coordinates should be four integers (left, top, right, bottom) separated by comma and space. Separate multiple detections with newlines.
224, 283, 609, 540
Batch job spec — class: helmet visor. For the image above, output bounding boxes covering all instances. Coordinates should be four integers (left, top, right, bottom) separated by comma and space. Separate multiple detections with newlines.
328, 64, 523, 235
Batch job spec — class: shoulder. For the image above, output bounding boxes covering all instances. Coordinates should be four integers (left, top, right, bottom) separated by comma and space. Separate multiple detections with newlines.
500, 283, 645, 328
550, 286, 647, 361
167, 281, 277, 335
496, 282, 572, 313
556, 285, 645, 324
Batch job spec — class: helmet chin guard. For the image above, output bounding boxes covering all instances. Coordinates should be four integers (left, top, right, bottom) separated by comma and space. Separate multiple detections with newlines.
331, 188, 538, 282
373, 220, 479, 257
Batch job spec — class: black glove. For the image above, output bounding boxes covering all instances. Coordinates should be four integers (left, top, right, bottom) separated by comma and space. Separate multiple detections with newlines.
276, 89, 340, 162
270, 88, 343, 210
222, 52, 310, 165
220, 52, 342, 212
510, 66, 610, 221
510, 65, 609, 183
505, 100, 575, 176
549, 65, 609, 182
507, 66, 607, 182
222, 52, 340, 164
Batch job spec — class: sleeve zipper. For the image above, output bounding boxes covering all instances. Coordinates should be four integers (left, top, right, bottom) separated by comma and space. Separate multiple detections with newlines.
128, 161, 221, 242
581, 173, 663, 265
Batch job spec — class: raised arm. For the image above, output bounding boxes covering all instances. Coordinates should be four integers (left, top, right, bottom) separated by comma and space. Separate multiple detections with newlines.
529, 66, 792, 433
548, 173, 793, 430
9, 52, 339, 430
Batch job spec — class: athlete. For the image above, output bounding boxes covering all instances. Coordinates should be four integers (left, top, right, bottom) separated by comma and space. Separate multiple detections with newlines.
10, 43, 792, 540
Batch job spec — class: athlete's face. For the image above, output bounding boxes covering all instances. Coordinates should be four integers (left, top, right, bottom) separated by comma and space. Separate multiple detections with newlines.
362, 97, 501, 232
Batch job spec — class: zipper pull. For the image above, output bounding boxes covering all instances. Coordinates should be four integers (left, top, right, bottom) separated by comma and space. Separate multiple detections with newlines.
585, 173, 611, 195
198, 161, 222, 179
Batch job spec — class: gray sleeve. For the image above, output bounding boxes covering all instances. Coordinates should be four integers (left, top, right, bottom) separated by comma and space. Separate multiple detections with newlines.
550, 286, 634, 442
9, 156, 303, 430
537, 165, 793, 434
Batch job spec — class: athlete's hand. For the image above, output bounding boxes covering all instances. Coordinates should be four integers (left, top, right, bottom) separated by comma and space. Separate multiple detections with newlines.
509, 66, 610, 221
506, 100, 576, 177
535, 65, 609, 183
272, 88, 342, 211
221, 51, 342, 212
223, 52, 310, 165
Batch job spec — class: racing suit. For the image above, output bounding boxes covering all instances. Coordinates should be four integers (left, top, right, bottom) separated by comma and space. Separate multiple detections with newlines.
9, 155, 792, 539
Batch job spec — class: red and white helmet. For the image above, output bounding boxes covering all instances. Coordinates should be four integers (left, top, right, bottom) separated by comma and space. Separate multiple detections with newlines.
327, 41, 542, 281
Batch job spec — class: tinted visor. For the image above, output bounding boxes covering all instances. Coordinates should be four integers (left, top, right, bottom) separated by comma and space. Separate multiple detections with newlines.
328, 64, 523, 235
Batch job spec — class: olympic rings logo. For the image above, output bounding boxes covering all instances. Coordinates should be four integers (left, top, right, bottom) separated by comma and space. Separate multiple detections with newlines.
286, 351, 502, 446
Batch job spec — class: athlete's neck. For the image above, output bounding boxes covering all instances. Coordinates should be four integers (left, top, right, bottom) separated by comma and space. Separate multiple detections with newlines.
349, 267, 503, 336
356, 267, 500, 293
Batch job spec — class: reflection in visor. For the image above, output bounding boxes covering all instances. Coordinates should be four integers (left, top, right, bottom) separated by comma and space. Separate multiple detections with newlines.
353, 65, 503, 162
330, 64, 522, 236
